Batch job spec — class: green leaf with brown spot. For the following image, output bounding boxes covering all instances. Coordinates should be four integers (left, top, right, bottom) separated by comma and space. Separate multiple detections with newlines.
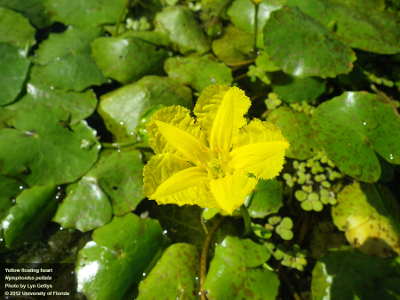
138, 243, 199, 300
263, 6, 356, 78
98, 75, 192, 143
164, 55, 232, 92
203, 236, 278, 300
268, 107, 320, 160
76, 214, 167, 300
311, 91, 400, 182
288, 0, 400, 54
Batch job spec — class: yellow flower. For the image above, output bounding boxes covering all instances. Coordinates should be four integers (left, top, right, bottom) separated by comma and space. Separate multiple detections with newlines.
251, 0, 263, 4
143, 84, 290, 215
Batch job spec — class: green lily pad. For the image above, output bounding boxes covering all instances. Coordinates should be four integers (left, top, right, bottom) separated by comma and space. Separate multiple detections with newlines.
119, 30, 171, 46
98, 75, 192, 142
311, 91, 400, 182
203, 236, 279, 300
76, 213, 166, 300
267, 107, 320, 160
154, 5, 210, 55
272, 73, 326, 103
53, 177, 112, 232
0, 0, 51, 28
2, 184, 58, 250
247, 179, 283, 219
0, 42, 30, 106
211, 25, 253, 64
227, 0, 285, 49
4, 75, 97, 125
332, 182, 400, 258
312, 249, 400, 300
164, 55, 233, 92
32, 26, 107, 91
138, 243, 199, 300
0, 104, 100, 186
91, 36, 167, 84
0, 7, 35, 49
0, 173, 24, 221
263, 6, 356, 78
44, 0, 126, 28
288, 0, 400, 54
85, 149, 145, 216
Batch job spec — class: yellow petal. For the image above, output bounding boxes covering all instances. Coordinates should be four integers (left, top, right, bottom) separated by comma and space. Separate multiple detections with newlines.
194, 85, 250, 150
210, 171, 257, 215
229, 119, 290, 179
143, 153, 221, 208
147, 106, 210, 164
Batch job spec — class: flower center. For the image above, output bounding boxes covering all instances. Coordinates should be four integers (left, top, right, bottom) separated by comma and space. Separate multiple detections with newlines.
208, 158, 226, 179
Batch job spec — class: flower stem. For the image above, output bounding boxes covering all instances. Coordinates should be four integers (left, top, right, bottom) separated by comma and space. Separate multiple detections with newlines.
239, 205, 252, 236
115, 0, 131, 37
101, 141, 151, 150
253, 3, 259, 55
200, 216, 224, 300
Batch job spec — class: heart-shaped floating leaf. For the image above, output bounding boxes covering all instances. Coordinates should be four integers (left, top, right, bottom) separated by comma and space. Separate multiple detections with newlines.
332, 182, 400, 258
0, 0, 52, 28
32, 26, 107, 91
154, 5, 210, 55
164, 55, 232, 92
312, 249, 400, 299
311, 91, 400, 182
268, 107, 320, 160
211, 25, 253, 64
264, 6, 356, 78
91, 36, 168, 84
138, 243, 199, 299
98, 75, 192, 142
288, 0, 400, 54
227, 0, 285, 49
0, 104, 100, 186
0, 7, 36, 49
272, 73, 326, 103
44, 0, 126, 28
0, 42, 30, 105
0, 173, 23, 221
4, 75, 97, 125
203, 236, 278, 300
53, 177, 112, 232
85, 149, 145, 216
247, 179, 283, 219
2, 185, 58, 250
76, 213, 166, 300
